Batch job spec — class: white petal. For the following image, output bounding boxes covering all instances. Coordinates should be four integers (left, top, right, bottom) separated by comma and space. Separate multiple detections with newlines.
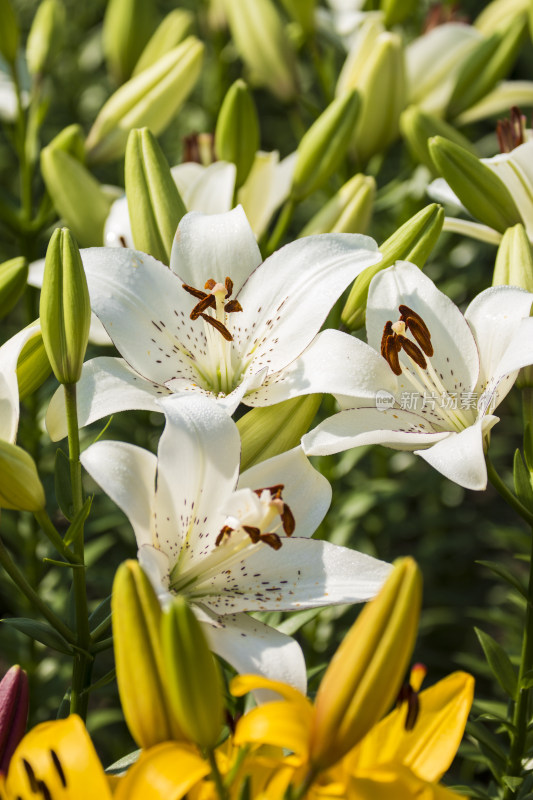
200, 608, 307, 694
0, 324, 40, 443
169, 206, 261, 294
415, 415, 499, 490
171, 161, 236, 215
426, 178, 464, 211
479, 317, 533, 413
238, 151, 296, 240
302, 406, 449, 456
367, 261, 480, 397
165, 366, 268, 416
239, 445, 331, 538
247, 330, 398, 407
81, 440, 156, 547
27, 258, 45, 287
139, 544, 172, 602
103, 196, 134, 247
45, 357, 169, 441
234, 234, 381, 377
196, 537, 391, 615
484, 142, 533, 239
153, 395, 240, 569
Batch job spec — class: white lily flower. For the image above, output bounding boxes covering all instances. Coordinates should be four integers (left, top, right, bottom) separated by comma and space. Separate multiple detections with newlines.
81, 394, 391, 691
46, 206, 381, 440
0, 324, 40, 443
303, 261, 533, 490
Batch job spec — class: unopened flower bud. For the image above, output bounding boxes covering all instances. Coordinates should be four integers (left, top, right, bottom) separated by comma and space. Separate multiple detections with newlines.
381, 0, 417, 27
102, 0, 156, 84
0, 0, 19, 65
400, 105, 477, 175
86, 37, 204, 164
0, 666, 28, 775
215, 79, 259, 189
133, 9, 193, 77
40, 228, 90, 384
0, 258, 27, 318
125, 128, 186, 265
291, 91, 360, 201
342, 203, 444, 330
475, 0, 529, 36
493, 223, 533, 292
45, 123, 86, 163
112, 561, 184, 748
299, 174, 375, 237
279, 0, 315, 35
310, 558, 422, 770
26, 0, 65, 76
0, 441, 45, 511
16, 327, 51, 400
429, 136, 522, 233
161, 597, 224, 751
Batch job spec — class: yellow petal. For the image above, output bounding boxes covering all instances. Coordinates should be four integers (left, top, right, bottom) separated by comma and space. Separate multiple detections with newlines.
114, 742, 210, 800
5, 716, 113, 800
345, 765, 466, 800
234, 701, 313, 760
231, 674, 311, 710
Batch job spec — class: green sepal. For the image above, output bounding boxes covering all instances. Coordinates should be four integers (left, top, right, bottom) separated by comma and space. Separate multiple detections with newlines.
474, 627, 517, 699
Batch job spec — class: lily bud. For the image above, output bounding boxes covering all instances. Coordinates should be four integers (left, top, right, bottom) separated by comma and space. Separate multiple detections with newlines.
475, 0, 530, 35
45, 123, 86, 163
102, 0, 156, 84
26, 0, 65, 76
381, 0, 417, 27
0, 257, 28, 318
40, 147, 113, 246
429, 136, 522, 233
0, 666, 28, 774
310, 558, 422, 770
279, 0, 315, 35
133, 9, 194, 77
400, 105, 477, 175
0, 441, 45, 510
40, 228, 90, 384
215, 79, 259, 189
299, 174, 375, 237
125, 128, 186, 265
16, 327, 51, 400
112, 561, 184, 748
86, 37, 204, 164
342, 203, 444, 330
493, 223, 533, 292
224, 0, 298, 102
0, 0, 19, 65
238, 394, 322, 471
161, 597, 224, 751
291, 91, 360, 201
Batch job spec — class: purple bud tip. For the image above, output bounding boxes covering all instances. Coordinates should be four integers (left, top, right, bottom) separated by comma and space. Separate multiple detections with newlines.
0, 665, 29, 775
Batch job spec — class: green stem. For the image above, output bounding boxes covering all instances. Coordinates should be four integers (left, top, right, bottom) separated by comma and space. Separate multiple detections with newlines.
33, 509, 81, 564
206, 749, 228, 800
265, 199, 296, 257
64, 383, 92, 719
485, 457, 533, 528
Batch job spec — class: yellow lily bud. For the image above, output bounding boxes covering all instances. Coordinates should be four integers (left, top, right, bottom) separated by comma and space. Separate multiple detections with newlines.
400, 105, 477, 175
493, 223, 533, 292
161, 596, 224, 751
215, 79, 259, 189
86, 37, 204, 164
0, 257, 27, 318
341, 203, 444, 330
310, 558, 422, 770
291, 91, 360, 201
238, 394, 322, 471
0, 441, 45, 511
429, 135, 522, 233
26, 0, 65, 76
102, 0, 156, 84
40, 147, 113, 246
112, 561, 185, 748
0, 0, 19, 65
223, 0, 298, 102
299, 174, 375, 237
39, 228, 90, 384
16, 327, 51, 400
133, 9, 194, 77
125, 128, 186, 265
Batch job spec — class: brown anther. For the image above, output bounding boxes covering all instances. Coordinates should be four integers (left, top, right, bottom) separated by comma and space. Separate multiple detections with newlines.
183, 283, 208, 301
190, 294, 216, 320
381, 326, 402, 376
224, 299, 243, 314
225, 277, 234, 297
199, 313, 233, 341
281, 504, 295, 536
395, 683, 420, 731
216, 525, 233, 546
397, 335, 427, 370
423, 3, 468, 33
254, 484, 284, 499
205, 279, 217, 291
243, 525, 261, 543
182, 132, 216, 165
259, 533, 282, 550
119, 235, 128, 248
398, 305, 433, 357
497, 106, 526, 153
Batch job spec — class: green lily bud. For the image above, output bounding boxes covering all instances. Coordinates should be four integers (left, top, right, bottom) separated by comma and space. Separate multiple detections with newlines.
381, 0, 417, 27
215, 79, 259, 189
475, 0, 529, 35
112, 561, 185, 748
86, 37, 204, 164
0, 0, 19, 65
40, 147, 112, 246
310, 558, 422, 770
40, 228, 90, 384
279, 0, 315, 35
238, 394, 322, 471
447, 19, 526, 119
26, 0, 65, 76
16, 327, 51, 400
0, 257, 27, 318
400, 105, 477, 175
102, 0, 156, 84
429, 136, 522, 233
46, 123, 86, 163
341, 203, 444, 330
133, 9, 194, 77
299, 174, 375, 237
493, 223, 533, 292
0, 441, 45, 511
161, 596, 224, 750
224, 0, 298, 102
291, 91, 360, 201
125, 128, 186, 265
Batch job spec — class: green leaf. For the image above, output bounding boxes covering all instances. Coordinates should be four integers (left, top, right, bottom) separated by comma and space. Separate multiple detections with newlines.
89, 594, 112, 632
466, 720, 507, 774
513, 449, 533, 509
1, 617, 73, 655
521, 669, 533, 690
54, 448, 74, 521
476, 561, 527, 599
63, 495, 92, 546
81, 668, 116, 696
277, 607, 323, 635
524, 423, 533, 473
474, 627, 518, 699
502, 776, 523, 791
106, 749, 141, 775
